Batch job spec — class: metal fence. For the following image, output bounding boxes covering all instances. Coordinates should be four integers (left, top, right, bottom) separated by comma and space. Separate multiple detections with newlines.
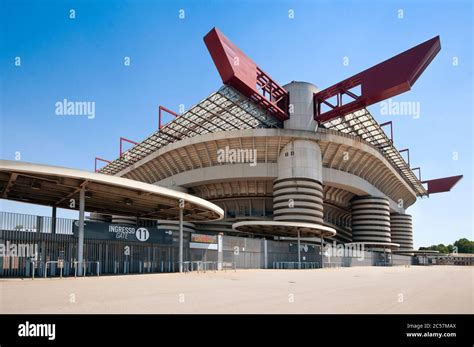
0, 211, 73, 234
0, 211, 415, 277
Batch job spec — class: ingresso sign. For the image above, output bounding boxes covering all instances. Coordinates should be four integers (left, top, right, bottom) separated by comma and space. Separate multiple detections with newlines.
72, 221, 173, 244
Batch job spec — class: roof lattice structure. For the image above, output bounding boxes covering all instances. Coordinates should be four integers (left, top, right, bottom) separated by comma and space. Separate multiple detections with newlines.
320, 108, 428, 197
99, 86, 280, 175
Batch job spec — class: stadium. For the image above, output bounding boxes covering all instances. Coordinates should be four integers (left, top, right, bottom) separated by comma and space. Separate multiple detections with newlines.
0, 27, 464, 277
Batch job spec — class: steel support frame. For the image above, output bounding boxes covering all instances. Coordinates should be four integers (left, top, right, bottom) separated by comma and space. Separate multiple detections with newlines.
399, 148, 410, 167
159, 105, 180, 130
313, 36, 441, 123
411, 167, 421, 181
120, 137, 139, 157
94, 157, 111, 172
380, 121, 394, 143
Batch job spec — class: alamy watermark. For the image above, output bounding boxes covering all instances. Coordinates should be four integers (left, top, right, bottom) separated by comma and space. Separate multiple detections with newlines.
55, 99, 95, 119
323, 241, 365, 261
217, 146, 257, 167
0, 241, 38, 257
380, 98, 420, 119
18, 321, 55, 341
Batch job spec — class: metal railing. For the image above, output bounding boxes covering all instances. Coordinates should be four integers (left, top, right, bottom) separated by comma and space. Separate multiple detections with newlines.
44, 261, 65, 278
0, 211, 74, 234
180, 261, 236, 273
273, 261, 320, 269
323, 261, 342, 268
74, 261, 100, 277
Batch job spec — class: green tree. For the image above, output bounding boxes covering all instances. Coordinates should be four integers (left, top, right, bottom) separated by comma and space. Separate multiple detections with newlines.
453, 238, 474, 253
419, 238, 473, 254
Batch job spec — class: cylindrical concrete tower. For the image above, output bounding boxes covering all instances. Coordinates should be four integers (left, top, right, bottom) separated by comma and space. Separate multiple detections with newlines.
390, 213, 413, 250
111, 215, 136, 225
351, 196, 391, 243
88, 212, 111, 223
157, 220, 195, 235
282, 81, 319, 131
273, 140, 324, 224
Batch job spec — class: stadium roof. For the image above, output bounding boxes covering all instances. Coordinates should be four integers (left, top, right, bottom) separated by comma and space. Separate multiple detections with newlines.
99, 85, 279, 175
320, 108, 428, 196
0, 160, 224, 221
99, 85, 427, 197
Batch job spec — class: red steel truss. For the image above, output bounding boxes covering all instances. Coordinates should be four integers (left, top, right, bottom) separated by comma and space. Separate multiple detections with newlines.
204, 27, 289, 121
158, 105, 180, 130
422, 175, 463, 194
94, 157, 111, 172
314, 36, 441, 123
119, 137, 139, 157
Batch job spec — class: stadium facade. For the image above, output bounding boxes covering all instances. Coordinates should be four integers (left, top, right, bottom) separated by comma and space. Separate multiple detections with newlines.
0, 28, 464, 277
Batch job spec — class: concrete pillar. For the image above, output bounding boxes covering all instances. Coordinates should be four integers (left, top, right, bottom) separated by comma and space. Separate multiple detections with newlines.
77, 187, 85, 276
273, 140, 324, 224
51, 206, 56, 234
390, 213, 413, 251
218, 233, 223, 270
351, 196, 391, 251
263, 239, 268, 269
282, 81, 320, 131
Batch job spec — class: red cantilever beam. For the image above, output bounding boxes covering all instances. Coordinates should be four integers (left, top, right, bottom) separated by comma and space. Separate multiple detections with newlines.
94, 157, 111, 172
314, 36, 441, 123
204, 27, 289, 121
159, 106, 180, 130
120, 137, 139, 157
421, 175, 463, 194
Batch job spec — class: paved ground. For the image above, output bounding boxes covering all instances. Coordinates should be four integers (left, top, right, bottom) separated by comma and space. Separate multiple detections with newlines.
1, 266, 472, 314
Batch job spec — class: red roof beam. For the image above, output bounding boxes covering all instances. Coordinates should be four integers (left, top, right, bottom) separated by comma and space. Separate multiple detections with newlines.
314, 36, 441, 123
119, 137, 139, 157
204, 27, 289, 121
421, 175, 463, 194
94, 157, 111, 172
159, 105, 180, 130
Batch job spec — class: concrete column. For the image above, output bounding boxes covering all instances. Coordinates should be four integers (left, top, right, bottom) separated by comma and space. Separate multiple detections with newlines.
179, 207, 183, 273
51, 206, 56, 234
351, 196, 391, 251
273, 140, 324, 224
390, 213, 413, 251
217, 233, 223, 270
263, 239, 268, 269
282, 81, 320, 131
77, 187, 85, 276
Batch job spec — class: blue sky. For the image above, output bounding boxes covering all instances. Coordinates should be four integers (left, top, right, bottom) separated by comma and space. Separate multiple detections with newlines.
0, 0, 472, 248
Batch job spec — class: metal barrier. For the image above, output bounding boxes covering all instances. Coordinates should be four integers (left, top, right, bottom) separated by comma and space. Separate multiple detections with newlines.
222, 261, 236, 272
180, 261, 235, 273
30, 260, 40, 279
44, 261, 65, 278
0, 211, 74, 234
323, 261, 342, 268
74, 261, 100, 277
273, 261, 320, 269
